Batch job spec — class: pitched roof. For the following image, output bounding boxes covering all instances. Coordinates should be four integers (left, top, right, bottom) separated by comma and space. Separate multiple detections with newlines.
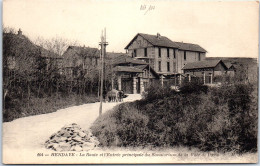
182, 60, 226, 70
112, 55, 148, 65
113, 66, 143, 73
106, 52, 126, 59
133, 65, 148, 70
224, 62, 233, 69
174, 42, 207, 53
3, 32, 60, 59
125, 33, 179, 49
66, 46, 100, 58
134, 64, 160, 78
37, 46, 61, 59
125, 33, 207, 52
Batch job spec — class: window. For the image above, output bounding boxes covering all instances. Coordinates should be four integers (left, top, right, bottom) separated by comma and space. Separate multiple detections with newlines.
167, 48, 169, 58
134, 49, 137, 57
184, 51, 186, 61
173, 49, 176, 59
90, 57, 92, 65
167, 62, 170, 72
158, 48, 161, 58
144, 48, 147, 57
73, 68, 78, 77
173, 62, 176, 72
158, 61, 161, 71
198, 53, 201, 61
143, 69, 147, 77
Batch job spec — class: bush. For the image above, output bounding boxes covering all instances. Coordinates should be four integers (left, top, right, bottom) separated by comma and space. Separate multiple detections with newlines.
91, 82, 257, 153
91, 102, 150, 147
3, 93, 99, 122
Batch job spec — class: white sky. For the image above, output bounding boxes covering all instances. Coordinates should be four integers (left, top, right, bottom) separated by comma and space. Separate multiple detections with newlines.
3, 0, 259, 58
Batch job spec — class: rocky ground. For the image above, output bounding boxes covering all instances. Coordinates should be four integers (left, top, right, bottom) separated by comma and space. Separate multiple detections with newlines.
3, 94, 142, 164
45, 123, 99, 151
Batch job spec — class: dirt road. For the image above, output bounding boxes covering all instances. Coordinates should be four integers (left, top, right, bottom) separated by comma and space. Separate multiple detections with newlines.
3, 94, 142, 164
2, 94, 257, 164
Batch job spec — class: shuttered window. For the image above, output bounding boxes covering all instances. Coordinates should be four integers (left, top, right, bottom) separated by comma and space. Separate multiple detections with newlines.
173, 62, 176, 72
167, 62, 170, 72
158, 61, 161, 71
144, 48, 147, 57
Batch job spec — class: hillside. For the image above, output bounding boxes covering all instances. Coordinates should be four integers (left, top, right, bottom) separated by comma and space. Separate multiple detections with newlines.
206, 57, 258, 82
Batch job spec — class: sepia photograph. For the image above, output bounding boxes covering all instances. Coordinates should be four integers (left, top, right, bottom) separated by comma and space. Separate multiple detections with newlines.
2, 0, 259, 164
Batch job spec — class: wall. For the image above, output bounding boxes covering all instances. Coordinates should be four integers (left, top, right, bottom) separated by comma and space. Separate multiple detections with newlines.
127, 34, 207, 74
184, 69, 214, 77
183, 63, 227, 78
153, 47, 177, 74
177, 51, 206, 73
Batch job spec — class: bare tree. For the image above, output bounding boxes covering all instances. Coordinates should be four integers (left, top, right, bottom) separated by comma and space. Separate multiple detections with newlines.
34, 36, 79, 56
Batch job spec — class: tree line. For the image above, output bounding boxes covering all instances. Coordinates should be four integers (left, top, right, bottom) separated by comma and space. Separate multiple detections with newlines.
3, 27, 113, 121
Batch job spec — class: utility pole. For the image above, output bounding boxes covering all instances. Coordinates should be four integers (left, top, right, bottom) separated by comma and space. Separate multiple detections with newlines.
148, 58, 150, 83
99, 28, 108, 116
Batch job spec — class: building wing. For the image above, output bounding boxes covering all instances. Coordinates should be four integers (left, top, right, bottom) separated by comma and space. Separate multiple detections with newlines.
182, 60, 226, 70
125, 33, 207, 53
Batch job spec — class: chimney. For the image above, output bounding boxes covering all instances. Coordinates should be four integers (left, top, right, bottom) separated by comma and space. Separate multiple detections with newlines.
157, 33, 161, 39
18, 28, 22, 35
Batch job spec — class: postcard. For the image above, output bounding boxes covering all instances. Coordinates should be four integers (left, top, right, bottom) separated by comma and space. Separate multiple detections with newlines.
2, 0, 258, 164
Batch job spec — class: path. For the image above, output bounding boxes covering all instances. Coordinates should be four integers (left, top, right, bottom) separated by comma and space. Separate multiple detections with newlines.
3, 94, 142, 164
2, 94, 257, 164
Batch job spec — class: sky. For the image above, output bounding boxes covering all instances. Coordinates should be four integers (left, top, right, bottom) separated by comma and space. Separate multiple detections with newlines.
3, 0, 259, 58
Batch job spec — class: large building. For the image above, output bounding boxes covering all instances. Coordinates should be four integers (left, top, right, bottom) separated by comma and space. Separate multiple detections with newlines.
60, 33, 236, 94
3, 29, 62, 77
124, 33, 207, 75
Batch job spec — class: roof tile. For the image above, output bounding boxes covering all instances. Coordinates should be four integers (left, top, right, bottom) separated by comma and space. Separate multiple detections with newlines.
182, 60, 223, 70
125, 33, 207, 52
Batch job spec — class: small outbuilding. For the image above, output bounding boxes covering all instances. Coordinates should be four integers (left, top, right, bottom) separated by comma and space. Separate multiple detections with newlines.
182, 60, 228, 84
112, 55, 159, 94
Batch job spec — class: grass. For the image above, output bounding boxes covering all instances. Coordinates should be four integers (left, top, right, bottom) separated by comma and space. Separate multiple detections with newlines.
91, 82, 258, 153
3, 93, 99, 122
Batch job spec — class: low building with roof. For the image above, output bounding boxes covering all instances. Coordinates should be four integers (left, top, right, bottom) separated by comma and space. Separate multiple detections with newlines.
224, 62, 236, 77
112, 55, 159, 94
182, 60, 228, 84
3, 29, 61, 78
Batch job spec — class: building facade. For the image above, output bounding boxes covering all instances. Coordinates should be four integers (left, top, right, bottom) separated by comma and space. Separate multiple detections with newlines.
124, 33, 207, 75
112, 55, 159, 94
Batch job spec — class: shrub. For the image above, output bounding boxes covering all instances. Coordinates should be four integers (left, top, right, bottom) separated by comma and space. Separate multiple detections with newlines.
91, 82, 257, 153
3, 93, 99, 122
91, 102, 149, 147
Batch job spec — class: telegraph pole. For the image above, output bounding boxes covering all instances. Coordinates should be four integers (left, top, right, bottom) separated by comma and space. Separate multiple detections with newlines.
99, 28, 108, 116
